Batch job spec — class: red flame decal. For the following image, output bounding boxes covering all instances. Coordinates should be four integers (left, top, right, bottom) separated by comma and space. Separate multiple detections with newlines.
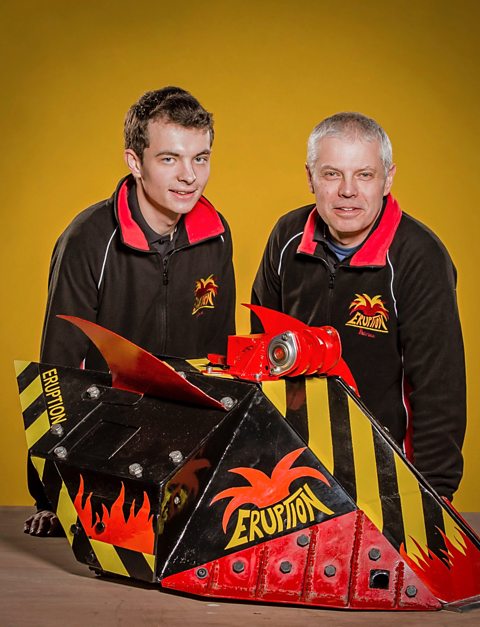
210, 447, 330, 532
400, 527, 480, 602
74, 475, 155, 554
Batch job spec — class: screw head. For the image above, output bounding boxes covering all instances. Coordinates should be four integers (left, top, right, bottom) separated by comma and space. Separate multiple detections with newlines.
368, 547, 381, 561
232, 560, 245, 573
196, 567, 208, 579
279, 561, 292, 574
70, 523, 80, 536
220, 396, 236, 410
169, 450, 184, 464
177, 371, 186, 378
50, 424, 64, 437
129, 463, 143, 478
173, 495, 181, 506
324, 565, 336, 577
297, 534, 310, 547
94, 522, 105, 534
53, 446, 67, 459
85, 385, 101, 399
405, 585, 417, 598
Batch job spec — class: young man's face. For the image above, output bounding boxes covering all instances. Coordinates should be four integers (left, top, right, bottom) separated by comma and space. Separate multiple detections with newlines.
125, 119, 211, 223
306, 135, 396, 247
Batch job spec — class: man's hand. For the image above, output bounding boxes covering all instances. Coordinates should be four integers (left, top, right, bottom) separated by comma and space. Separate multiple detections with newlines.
24, 510, 63, 536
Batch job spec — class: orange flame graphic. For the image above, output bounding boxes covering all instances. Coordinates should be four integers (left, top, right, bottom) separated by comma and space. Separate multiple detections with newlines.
210, 448, 330, 532
349, 294, 389, 319
399, 527, 480, 602
192, 274, 218, 315
74, 475, 155, 554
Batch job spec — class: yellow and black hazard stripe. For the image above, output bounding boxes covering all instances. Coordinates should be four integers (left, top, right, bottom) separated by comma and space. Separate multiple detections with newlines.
262, 376, 465, 562
30, 454, 156, 581
15, 361, 51, 450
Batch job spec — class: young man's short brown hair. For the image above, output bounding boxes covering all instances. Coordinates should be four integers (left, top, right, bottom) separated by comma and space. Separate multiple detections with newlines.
124, 86, 214, 160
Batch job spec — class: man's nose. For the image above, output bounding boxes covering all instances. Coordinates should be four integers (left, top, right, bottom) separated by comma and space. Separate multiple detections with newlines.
338, 175, 357, 197
178, 161, 196, 184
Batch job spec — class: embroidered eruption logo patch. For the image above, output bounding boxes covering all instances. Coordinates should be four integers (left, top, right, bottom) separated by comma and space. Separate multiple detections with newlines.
192, 274, 218, 315
345, 293, 389, 334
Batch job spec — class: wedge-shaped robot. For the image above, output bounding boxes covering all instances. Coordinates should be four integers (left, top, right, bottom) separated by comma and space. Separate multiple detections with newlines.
15, 306, 479, 611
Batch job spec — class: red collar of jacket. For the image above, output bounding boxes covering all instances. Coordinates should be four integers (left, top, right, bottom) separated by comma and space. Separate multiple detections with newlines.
115, 176, 225, 251
297, 194, 402, 266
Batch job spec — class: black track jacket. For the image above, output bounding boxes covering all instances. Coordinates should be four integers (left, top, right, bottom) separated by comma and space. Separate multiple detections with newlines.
30, 175, 236, 509
252, 195, 465, 500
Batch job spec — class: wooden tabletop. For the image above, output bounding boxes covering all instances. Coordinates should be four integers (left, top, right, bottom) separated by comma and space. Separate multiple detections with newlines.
1, 507, 478, 626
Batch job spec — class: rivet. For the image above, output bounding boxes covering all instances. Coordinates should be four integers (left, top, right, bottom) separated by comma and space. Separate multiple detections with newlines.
196, 567, 208, 579
70, 523, 80, 536
297, 534, 310, 547
232, 561, 245, 573
177, 371, 186, 379
85, 385, 101, 399
169, 450, 184, 464
221, 397, 236, 410
173, 495, 181, 506
94, 522, 105, 534
50, 424, 64, 437
324, 565, 336, 577
405, 585, 417, 598
280, 561, 292, 574
129, 463, 143, 478
369, 547, 381, 561
54, 446, 67, 459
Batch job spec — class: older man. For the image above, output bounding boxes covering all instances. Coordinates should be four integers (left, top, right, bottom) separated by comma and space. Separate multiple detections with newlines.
252, 112, 465, 501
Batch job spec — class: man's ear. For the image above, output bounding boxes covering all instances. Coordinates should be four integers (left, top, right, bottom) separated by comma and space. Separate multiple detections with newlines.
124, 149, 142, 179
305, 163, 315, 194
383, 163, 396, 196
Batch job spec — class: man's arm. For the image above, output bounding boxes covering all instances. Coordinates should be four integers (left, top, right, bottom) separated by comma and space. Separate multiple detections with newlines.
395, 232, 466, 500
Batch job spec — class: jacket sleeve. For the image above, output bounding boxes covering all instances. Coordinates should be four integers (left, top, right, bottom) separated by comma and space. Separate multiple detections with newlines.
40, 225, 101, 367
251, 222, 283, 332
202, 217, 236, 355
394, 234, 466, 500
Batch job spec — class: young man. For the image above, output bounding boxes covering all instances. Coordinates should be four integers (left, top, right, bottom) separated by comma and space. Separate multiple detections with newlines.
25, 87, 236, 535
252, 112, 465, 501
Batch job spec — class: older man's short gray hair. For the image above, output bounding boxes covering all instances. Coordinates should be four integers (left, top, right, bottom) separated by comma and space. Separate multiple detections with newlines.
307, 112, 393, 175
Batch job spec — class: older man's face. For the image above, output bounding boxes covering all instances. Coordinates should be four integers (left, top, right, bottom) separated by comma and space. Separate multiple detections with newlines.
306, 136, 396, 247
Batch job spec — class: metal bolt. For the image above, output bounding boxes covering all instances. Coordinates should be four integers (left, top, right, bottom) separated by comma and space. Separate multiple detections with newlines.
85, 550, 96, 564
94, 522, 105, 534
326, 328, 334, 335
169, 450, 184, 464
281, 333, 289, 341
279, 561, 292, 574
405, 585, 417, 598
232, 561, 245, 573
297, 534, 310, 547
270, 366, 281, 375
196, 567, 208, 579
50, 424, 64, 437
129, 463, 143, 478
254, 373, 262, 381
206, 366, 213, 374
54, 446, 67, 459
324, 565, 336, 577
177, 371, 186, 378
173, 495, 181, 506
70, 524, 80, 536
221, 396, 236, 410
85, 385, 101, 399
368, 547, 381, 561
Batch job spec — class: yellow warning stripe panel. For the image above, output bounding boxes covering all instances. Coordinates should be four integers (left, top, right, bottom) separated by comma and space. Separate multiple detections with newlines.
442, 509, 467, 553
25, 410, 50, 449
19, 375, 43, 413
262, 380, 287, 417
185, 358, 206, 371
15, 360, 32, 378
346, 396, 383, 532
56, 482, 81, 547
393, 453, 428, 560
90, 540, 130, 577
143, 552, 156, 572
305, 378, 334, 474
30, 456, 46, 481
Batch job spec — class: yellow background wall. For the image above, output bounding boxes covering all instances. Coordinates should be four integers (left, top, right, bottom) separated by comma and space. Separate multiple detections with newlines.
1, 1, 478, 510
